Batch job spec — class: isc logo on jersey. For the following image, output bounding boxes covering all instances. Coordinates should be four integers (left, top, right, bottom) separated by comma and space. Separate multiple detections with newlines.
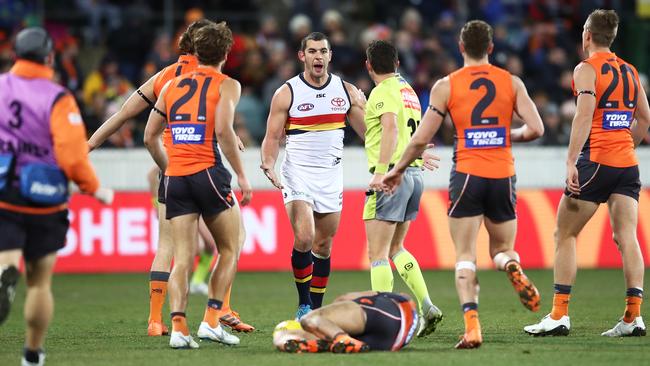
603, 111, 633, 130
171, 124, 205, 144
464, 127, 506, 148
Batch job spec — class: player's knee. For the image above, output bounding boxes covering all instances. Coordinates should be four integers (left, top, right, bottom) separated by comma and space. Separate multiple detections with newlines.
293, 233, 314, 251
554, 228, 574, 245
312, 241, 331, 258
300, 313, 319, 332
612, 231, 638, 251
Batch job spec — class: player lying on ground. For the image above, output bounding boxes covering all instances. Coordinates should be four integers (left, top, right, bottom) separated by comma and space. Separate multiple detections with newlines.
273, 291, 418, 353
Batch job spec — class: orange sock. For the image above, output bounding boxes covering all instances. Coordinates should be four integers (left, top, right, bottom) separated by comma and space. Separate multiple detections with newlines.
171, 314, 189, 335
463, 310, 480, 333
223, 286, 232, 312
550, 293, 570, 320
624, 296, 643, 323
203, 306, 226, 328
148, 280, 167, 323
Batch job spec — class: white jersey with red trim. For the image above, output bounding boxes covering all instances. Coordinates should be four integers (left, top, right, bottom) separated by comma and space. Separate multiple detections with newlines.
283, 73, 350, 167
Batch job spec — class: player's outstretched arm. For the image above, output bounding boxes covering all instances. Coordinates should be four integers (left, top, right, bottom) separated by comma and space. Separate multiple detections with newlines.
260, 84, 290, 189
88, 73, 158, 151
565, 62, 597, 195
216, 78, 252, 206
344, 81, 367, 139
632, 79, 650, 146
510, 75, 544, 142
143, 83, 169, 172
382, 77, 448, 193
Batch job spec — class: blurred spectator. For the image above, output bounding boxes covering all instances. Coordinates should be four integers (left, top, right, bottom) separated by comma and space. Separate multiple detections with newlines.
75, 0, 121, 44
173, 7, 204, 55
539, 103, 570, 146
55, 35, 83, 97
236, 87, 266, 143
142, 33, 176, 83
240, 49, 268, 91
82, 54, 133, 131
106, 3, 153, 83
289, 14, 312, 51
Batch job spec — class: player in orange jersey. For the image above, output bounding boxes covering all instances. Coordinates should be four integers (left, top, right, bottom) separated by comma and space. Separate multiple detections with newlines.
89, 19, 253, 336
382, 20, 544, 349
145, 21, 251, 349
525, 9, 650, 338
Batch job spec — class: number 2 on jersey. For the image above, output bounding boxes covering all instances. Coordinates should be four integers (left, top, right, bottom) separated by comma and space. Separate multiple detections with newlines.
470, 78, 498, 126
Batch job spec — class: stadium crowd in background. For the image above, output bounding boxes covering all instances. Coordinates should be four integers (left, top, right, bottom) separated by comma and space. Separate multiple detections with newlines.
0, 0, 647, 148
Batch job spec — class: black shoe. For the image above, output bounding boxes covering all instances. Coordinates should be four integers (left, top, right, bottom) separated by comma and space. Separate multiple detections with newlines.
0, 265, 19, 325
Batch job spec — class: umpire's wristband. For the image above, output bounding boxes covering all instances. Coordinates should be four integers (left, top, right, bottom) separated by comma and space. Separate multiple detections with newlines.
374, 163, 388, 174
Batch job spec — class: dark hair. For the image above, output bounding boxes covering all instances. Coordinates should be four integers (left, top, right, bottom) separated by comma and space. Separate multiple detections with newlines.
366, 40, 398, 75
178, 19, 214, 54
460, 20, 493, 60
14, 27, 52, 64
193, 22, 233, 66
586, 9, 618, 47
300, 32, 329, 52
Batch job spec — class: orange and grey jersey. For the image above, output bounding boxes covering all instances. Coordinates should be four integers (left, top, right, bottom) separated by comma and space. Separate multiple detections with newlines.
447, 64, 516, 179
163, 67, 229, 177
576, 52, 639, 167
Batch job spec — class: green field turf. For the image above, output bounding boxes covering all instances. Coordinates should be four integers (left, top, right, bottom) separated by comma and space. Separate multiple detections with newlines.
1, 269, 648, 365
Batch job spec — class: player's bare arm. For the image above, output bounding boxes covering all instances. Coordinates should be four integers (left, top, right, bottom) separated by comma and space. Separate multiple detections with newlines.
631, 80, 650, 146
381, 77, 448, 193
260, 84, 291, 189
89, 72, 159, 151
565, 62, 597, 195
344, 81, 367, 139
216, 78, 252, 206
510, 75, 544, 142
369, 112, 398, 192
143, 82, 170, 172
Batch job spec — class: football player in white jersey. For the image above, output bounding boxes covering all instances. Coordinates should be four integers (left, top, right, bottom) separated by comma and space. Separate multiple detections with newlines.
261, 32, 366, 319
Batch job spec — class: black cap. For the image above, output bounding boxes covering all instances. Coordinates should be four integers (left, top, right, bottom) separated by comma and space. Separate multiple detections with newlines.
14, 27, 53, 63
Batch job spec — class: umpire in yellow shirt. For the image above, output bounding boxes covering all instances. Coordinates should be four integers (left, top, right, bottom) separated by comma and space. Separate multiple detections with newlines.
362, 40, 442, 337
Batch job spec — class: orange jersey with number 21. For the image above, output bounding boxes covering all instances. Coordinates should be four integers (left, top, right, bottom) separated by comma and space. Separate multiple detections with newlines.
163, 67, 228, 176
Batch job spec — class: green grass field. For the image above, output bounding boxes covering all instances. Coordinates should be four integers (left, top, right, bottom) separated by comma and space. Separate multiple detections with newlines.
1, 269, 648, 365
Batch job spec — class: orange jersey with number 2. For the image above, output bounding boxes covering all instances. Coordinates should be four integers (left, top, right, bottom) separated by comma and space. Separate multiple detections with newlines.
447, 64, 516, 179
